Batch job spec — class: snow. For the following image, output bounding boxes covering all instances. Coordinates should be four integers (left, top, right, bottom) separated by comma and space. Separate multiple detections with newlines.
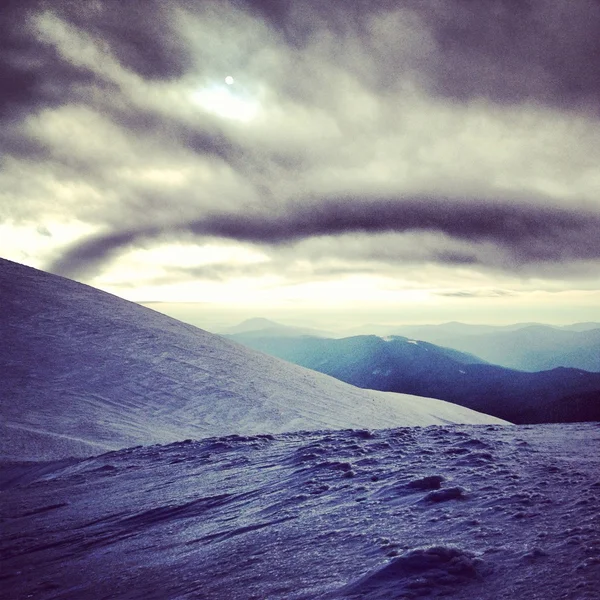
0, 258, 506, 462
381, 335, 420, 346
1, 422, 598, 599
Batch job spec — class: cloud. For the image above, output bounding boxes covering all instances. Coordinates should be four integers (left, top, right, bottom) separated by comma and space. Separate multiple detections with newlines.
410, 0, 600, 111
0, 0, 189, 116
229, 0, 600, 111
2, 0, 600, 308
55, 1, 192, 81
6, 1, 600, 130
48, 194, 600, 278
436, 289, 518, 299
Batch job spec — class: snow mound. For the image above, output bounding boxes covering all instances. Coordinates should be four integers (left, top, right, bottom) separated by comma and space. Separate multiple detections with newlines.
0, 258, 507, 461
337, 546, 482, 599
407, 474, 445, 490
423, 486, 467, 502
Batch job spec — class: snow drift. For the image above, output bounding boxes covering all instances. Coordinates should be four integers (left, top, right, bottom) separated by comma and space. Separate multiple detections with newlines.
1, 423, 598, 599
0, 258, 506, 461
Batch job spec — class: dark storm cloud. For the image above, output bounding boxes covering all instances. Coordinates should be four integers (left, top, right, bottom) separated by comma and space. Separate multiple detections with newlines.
438, 1, 600, 109
187, 196, 599, 260
48, 195, 600, 278
5, 0, 599, 130
50, 227, 161, 279
0, 0, 192, 167
0, 0, 190, 139
1, 0, 189, 108
3, 0, 600, 294
107, 102, 237, 164
0, 0, 94, 123
3, 0, 599, 165
54, 0, 192, 81
235, 0, 294, 31
0, 124, 49, 163
235, 0, 600, 111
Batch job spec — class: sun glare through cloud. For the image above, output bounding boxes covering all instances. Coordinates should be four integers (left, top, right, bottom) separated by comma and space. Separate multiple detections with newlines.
192, 78, 259, 122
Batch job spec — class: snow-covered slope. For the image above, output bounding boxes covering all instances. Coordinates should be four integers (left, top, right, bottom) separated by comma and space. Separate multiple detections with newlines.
0, 258, 506, 461
1, 423, 598, 599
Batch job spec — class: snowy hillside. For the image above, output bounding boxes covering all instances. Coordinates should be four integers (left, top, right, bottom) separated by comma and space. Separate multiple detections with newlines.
1, 422, 598, 599
0, 258, 506, 461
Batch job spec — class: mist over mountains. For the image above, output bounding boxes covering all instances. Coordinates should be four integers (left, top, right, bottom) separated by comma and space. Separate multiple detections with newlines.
225, 321, 600, 424
381, 322, 600, 372
226, 318, 600, 372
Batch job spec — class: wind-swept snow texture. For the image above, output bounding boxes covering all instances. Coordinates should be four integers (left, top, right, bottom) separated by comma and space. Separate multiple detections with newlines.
1, 423, 598, 599
0, 258, 506, 461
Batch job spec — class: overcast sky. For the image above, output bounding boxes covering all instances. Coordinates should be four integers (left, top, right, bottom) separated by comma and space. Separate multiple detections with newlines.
2, 0, 600, 328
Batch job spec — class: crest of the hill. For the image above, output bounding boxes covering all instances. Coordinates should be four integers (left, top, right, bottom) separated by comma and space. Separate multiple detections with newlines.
0, 258, 505, 461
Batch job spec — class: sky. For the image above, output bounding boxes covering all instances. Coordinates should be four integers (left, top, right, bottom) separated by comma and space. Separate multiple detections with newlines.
2, 0, 600, 330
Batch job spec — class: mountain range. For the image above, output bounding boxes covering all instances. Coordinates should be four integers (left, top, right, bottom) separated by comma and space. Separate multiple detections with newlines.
226, 329, 600, 424
344, 321, 600, 372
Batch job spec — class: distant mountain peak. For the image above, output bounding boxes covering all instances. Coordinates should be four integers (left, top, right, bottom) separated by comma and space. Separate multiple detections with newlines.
241, 317, 280, 327
219, 317, 333, 338
228, 317, 282, 332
